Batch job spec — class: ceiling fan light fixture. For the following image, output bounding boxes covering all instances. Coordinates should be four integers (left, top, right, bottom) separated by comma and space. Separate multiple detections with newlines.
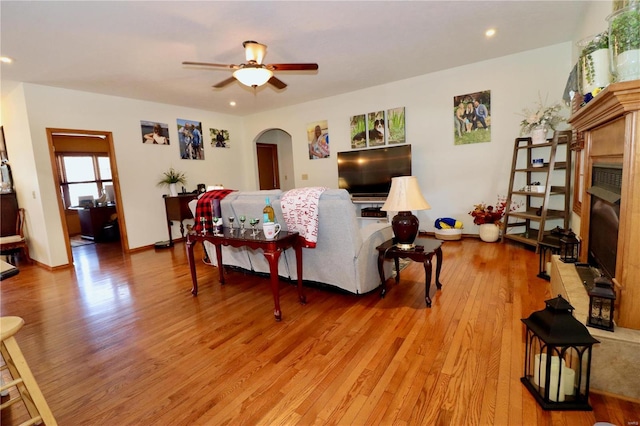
243, 41, 267, 64
233, 67, 273, 87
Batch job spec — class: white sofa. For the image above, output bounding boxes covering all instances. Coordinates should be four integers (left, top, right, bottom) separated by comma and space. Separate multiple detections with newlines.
188, 189, 393, 294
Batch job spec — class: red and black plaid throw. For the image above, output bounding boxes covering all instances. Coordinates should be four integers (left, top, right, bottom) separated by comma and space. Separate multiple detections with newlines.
193, 189, 236, 234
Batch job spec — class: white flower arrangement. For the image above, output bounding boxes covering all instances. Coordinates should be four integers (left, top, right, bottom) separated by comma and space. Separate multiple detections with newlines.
520, 95, 566, 135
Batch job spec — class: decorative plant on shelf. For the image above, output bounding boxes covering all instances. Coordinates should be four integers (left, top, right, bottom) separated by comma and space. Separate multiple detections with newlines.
519, 94, 566, 136
157, 167, 187, 187
579, 32, 609, 86
469, 196, 522, 226
607, 4, 640, 82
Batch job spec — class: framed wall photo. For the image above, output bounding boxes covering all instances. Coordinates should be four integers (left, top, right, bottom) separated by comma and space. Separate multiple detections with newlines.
0, 125, 7, 162
177, 119, 204, 160
210, 128, 230, 148
141, 121, 170, 145
367, 111, 385, 147
307, 120, 329, 159
350, 114, 366, 149
387, 107, 406, 144
453, 90, 491, 145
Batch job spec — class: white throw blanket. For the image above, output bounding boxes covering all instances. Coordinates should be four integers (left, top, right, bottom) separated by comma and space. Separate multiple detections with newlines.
281, 187, 327, 248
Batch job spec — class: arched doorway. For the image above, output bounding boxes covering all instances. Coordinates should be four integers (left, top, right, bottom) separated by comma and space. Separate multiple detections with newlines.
255, 129, 294, 191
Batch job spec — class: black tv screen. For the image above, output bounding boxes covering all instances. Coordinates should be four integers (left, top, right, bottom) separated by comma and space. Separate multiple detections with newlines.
337, 144, 411, 200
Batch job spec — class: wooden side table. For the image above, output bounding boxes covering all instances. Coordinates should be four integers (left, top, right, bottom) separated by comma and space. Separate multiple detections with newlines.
376, 237, 443, 307
163, 194, 198, 245
186, 228, 305, 321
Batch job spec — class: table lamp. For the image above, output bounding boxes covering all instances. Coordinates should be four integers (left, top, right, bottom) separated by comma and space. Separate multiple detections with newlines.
381, 176, 431, 250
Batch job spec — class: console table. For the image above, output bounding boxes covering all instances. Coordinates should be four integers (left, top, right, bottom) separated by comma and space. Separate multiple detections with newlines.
186, 228, 306, 321
163, 194, 197, 246
376, 237, 443, 307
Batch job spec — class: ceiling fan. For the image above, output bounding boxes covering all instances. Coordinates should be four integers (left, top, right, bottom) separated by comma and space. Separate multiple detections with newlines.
182, 41, 319, 89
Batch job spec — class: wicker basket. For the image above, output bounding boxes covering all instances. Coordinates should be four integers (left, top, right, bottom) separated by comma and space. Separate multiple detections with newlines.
435, 228, 462, 241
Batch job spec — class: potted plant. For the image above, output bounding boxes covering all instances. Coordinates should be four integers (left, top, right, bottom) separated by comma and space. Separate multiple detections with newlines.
607, 3, 640, 82
577, 32, 611, 94
519, 95, 566, 144
157, 167, 186, 196
469, 196, 521, 242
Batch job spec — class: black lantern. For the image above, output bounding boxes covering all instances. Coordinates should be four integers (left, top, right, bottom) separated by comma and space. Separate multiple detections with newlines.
537, 235, 562, 280
559, 230, 580, 263
521, 295, 599, 410
587, 277, 616, 332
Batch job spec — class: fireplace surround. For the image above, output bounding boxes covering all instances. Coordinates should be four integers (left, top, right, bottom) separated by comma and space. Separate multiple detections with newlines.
569, 80, 640, 331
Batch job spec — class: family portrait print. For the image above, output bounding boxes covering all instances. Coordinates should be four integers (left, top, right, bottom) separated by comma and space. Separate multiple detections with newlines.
307, 120, 330, 160
453, 90, 491, 145
177, 119, 204, 160
210, 129, 230, 148
140, 121, 170, 145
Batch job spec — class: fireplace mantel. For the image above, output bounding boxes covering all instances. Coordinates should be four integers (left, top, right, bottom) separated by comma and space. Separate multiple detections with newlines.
569, 80, 640, 330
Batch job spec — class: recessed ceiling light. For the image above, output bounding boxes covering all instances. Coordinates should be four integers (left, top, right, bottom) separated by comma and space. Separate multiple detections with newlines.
485, 28, 496, 38
229, 101, 236, 107
0, 56, 13, 63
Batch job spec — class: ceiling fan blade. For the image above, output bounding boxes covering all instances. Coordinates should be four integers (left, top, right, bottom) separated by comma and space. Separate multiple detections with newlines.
212, 76, 237, 89
269, 63, 319, 71
268, 76, 287, 90
182, 61, 237, 69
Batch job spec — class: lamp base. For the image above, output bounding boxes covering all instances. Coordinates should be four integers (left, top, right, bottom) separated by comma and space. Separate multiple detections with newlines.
392, 211, 419, 249
394, 242, 415, 250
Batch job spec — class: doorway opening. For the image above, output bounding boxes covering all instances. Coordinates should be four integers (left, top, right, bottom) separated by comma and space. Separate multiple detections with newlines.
46, 128, 128, 266
255, 129, 294, 191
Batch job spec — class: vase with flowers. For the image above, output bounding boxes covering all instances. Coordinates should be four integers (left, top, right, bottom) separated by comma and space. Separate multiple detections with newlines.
469, 196, 521, 242
520, 95, 566, 144
157, 167, 187, 196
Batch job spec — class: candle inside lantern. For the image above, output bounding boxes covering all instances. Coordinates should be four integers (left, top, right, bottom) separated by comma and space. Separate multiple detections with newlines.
562, 365, 576, 396
533, 354, 566, 402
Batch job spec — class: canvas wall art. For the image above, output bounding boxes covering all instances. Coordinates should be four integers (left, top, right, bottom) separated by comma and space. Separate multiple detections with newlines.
210, 128, 230, 148
351, 108, 406, 148
453, 90, 491, 145
140, 121, 170, 145
350, 114, 367, 149
387, 107, 406, 145
177, 119, 204, 160
307, 120, 329, 159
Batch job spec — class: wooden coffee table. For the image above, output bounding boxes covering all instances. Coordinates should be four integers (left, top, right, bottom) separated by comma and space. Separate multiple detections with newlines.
376, 237, 443, 307
186, 228, 306, 321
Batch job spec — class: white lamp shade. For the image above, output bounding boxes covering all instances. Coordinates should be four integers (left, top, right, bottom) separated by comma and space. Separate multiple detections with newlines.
381, 176, 430, 212
233, 67, 273, 87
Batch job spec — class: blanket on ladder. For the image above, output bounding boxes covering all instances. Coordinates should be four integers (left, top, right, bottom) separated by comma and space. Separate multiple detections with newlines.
193, 189, 236, 234
281, 187, 327, 248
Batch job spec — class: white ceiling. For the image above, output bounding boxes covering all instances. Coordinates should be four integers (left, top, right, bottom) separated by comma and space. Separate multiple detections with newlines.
1, 1, 590, 116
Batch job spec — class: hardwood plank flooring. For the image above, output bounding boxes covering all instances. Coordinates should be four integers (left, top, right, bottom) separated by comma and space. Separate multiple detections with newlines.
1, 238, 639, 425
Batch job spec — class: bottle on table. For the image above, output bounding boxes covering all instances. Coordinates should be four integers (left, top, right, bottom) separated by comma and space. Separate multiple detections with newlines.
263, 197, 275, 223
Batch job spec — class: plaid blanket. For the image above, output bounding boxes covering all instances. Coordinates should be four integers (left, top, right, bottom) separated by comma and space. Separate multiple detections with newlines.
281, 187, 327, 248
193, 189, 236, 234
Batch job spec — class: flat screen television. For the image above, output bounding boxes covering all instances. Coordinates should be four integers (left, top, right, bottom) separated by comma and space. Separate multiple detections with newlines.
337, 144, 411, 200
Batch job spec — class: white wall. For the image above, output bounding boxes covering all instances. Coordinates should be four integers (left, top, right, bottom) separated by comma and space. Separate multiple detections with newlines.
2, 41, 583, 267
3, 83, 247, 266
245, 42, 574, 232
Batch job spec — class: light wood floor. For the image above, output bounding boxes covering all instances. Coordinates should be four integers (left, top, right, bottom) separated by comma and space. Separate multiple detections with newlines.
1, 238, 639, 425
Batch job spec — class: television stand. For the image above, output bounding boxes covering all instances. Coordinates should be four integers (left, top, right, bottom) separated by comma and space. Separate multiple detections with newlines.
351, 197, 387, 203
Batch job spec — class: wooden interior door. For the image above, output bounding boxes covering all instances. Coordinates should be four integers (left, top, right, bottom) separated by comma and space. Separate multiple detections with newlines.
257, 143, 280, 190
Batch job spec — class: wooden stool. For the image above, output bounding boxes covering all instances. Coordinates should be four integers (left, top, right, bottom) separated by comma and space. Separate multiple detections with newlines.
1, 316, 57, 425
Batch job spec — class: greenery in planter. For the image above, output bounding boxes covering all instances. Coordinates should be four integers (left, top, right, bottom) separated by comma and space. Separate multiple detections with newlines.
157, 167, 187, 187
579, 32, 609, 86
609, 5, 640, 54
